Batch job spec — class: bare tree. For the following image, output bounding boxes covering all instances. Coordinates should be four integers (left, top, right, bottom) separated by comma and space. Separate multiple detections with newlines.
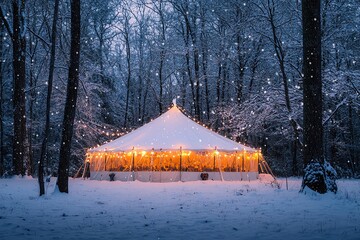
38, 0, 59, 196
172, 0, 201, 119
301, 0, 336, 193
57, 0, 81, 193
0, 1, 27, 176
0, 18, 4, 176
123, 10, 132, 128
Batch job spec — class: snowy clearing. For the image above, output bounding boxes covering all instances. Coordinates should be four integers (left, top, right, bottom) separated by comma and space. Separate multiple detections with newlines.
0, 177, 359, 240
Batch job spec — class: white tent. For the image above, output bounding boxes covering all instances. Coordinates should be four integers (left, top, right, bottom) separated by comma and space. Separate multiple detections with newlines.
89, 104, 255, 153
86, 103, 261, 182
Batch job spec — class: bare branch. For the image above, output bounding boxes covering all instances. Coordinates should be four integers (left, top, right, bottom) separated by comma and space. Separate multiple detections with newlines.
27, 27, 50, 46
0, 6, 13, 39
322, 98, 348, 126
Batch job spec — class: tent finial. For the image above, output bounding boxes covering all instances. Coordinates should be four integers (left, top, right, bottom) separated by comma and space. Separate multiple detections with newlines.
172, 98, 177, 107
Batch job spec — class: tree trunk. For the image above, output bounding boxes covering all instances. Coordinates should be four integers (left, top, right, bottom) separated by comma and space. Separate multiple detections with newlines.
183, 25, 195, 115
39, 0, 59, 196
158, 49, 164, 114
27, 32, 35, 177
0, 19, 3, 176
236, 33, 245, 103
248, 39, 262, 96
348, 102, 355, 176
141, 70, 150, 124
200, 8, 209, 121
185, 43, 195, 113
187, 10, 200, 120
301, 0, 336, 193
221, 60, 227, 102
216, 63, 221, 104
158, 4, 166, 115
137, 23, 144, 123
56, 0, 81, 193
123, 14, 131, 128
12, 0, 27, 176
201, 55, 209, 121
193, 46, 200, 120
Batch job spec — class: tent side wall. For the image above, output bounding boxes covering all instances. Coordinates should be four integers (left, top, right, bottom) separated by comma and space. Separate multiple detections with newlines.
88, 171, 259, 182
86, 150, 260, 182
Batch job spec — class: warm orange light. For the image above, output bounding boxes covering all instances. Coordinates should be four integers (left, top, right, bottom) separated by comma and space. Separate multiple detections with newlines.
88, 149, 260, 173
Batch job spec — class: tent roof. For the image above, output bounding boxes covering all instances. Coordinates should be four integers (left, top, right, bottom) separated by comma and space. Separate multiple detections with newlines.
88, 105, 256, 153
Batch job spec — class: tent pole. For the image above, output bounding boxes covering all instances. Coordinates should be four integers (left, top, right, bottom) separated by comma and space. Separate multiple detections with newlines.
241, 150, 245, 181
242, 150, 245, 172
104, 153, 107, 171
132, 147, 135, 181
213, 153, 215, 171
257, 149, 260, 174
150, 148, 154, 182
213, 147, 217, 171
160, 149, 162, 182
180, 146, 182, 181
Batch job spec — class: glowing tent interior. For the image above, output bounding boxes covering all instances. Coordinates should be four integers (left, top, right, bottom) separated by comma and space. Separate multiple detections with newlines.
85, 102, 263, 182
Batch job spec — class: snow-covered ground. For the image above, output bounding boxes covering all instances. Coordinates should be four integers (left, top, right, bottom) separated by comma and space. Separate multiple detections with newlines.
0, 176, 359, 240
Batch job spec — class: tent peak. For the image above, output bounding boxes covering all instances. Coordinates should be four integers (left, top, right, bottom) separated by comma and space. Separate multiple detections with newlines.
172, 98, 177, 107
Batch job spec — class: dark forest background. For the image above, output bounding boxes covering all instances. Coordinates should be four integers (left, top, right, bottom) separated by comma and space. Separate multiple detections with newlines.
0, 0, 359, 177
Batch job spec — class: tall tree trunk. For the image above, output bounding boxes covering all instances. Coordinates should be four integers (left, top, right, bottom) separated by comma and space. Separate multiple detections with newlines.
158, 49, 164, 114
348, 102, 355, 176
183, 25, 195, 115
137, 24, 144, 123
248, 39, 262, 96
200, 7, 209, 121
123, 14, 131, 128
193, 46, 200, 120
187, 14, 200, 120
27, 33, 34, 177
12, 0, 27, 176
201, 45, 209, 121
141, 71, 150, 124
57, 0, 81, 193
216, 63, 221, 104
0, 19, 3, 176
39, 0, 59, 196
158, 4, 166, 115
185, 43, 195, 114
221, 59, 227, 102
180, 71, 187, 107
301, 0, 336, 193
236, 31, 245, 103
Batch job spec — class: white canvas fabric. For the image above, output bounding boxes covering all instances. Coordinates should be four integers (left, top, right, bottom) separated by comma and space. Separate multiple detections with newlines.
89, 106, 256, 153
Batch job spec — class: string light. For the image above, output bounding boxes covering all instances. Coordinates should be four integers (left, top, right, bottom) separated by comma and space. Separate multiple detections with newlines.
86, 103, 261, 173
